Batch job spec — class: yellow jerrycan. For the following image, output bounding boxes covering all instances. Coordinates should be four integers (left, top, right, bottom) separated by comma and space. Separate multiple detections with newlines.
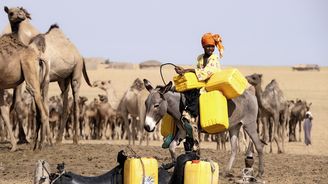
173, 72, 205, 92
161, 114, 176, 137
205, 68, 248, 99
199, 90, 229, 134
124, 157, 158, 184
184, 160, 219, 184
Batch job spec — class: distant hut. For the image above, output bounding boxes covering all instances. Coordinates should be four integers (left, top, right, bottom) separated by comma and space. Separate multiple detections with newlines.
139, 60, 161, 69
106, 61, 137, 69
292, 64, 320, 71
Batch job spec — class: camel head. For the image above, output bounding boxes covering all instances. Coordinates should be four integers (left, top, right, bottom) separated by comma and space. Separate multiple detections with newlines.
79, 96, 88, 104
4, 6, 31, 24
246, 73, 263, 86
98, 94, 108, 103
131, 78, 145, 91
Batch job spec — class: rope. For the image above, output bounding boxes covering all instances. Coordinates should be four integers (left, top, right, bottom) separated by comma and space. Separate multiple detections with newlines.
160, 63, 177, 85
126, 146, 146, 184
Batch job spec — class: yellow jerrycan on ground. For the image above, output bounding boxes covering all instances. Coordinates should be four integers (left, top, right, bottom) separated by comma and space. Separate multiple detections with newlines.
184, 160, 219, 184
205, 68, 248, 99
173, 72, 205, 92
199, 90, 229, 134
124, 157, 158, 184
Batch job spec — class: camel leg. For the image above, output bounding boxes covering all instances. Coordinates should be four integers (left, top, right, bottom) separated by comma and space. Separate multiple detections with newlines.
226, 123, 241, 176
71, 77, 81, 144
70, 59, 84, 143
273, 113, 283, 153
0, 90, 17, 151
121, 110, 132, 144
56, 80, 70, 143
261, 116, 269, 144
243, 121, 264, 177
298, 120, 302, 142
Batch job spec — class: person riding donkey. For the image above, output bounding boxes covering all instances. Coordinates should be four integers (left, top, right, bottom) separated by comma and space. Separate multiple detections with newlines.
174, 32, 224, 154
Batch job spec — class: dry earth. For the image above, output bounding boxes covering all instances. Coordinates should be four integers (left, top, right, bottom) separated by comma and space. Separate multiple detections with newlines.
0, 65, 328, 184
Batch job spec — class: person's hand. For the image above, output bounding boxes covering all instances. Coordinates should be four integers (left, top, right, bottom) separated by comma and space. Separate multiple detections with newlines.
175, 66, 185, 75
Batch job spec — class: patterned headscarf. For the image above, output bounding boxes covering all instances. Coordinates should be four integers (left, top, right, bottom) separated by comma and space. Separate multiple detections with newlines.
201, 33, 224, 58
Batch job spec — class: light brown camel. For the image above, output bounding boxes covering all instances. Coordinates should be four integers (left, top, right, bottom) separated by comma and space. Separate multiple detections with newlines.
117, 78, 150, 145
246, 73, 288, 153
96, 94, 118, 140
0, 32, 49, 151
92, 80, 119, 109
4, 6, 92, 144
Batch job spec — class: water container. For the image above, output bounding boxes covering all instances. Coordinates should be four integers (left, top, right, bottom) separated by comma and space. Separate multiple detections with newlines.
124, 157, 158, 184
184, 160, 219, 184
161, 114, 176, 137
199, 91, 229, 133
173, 72, 205, 92
205, 68, 248, 99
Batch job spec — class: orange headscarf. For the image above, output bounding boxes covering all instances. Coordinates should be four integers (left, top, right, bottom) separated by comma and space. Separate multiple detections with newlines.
201, 33, 224, 59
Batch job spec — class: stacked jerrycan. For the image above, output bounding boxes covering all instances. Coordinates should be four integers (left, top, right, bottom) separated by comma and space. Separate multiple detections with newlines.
184, 159, 219, 184
173, 68, 248, 134
124, 157, 158, 184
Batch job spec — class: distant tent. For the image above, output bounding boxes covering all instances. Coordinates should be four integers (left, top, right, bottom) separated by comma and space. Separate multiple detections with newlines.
139, 60, 161, 69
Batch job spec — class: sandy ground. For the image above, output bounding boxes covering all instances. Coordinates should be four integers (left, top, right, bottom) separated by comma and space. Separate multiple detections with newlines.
0, 65, 328, 183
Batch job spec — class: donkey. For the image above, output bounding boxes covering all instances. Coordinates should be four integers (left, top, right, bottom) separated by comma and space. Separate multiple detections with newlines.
143, 79, 264, 177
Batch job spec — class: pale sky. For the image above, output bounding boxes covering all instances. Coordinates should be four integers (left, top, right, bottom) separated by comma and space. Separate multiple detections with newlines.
1, 0, 327, 66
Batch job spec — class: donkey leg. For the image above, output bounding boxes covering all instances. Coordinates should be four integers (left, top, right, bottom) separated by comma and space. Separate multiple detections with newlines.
226, 124, 241, 177
243, 122, 264, 177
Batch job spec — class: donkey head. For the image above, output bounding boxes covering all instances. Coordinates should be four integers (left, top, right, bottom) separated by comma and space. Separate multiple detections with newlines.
143, 79, 172, 132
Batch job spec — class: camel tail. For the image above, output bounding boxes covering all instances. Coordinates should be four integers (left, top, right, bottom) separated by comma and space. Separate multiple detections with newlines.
82, 57, 92, 87
39, 59, 50, 91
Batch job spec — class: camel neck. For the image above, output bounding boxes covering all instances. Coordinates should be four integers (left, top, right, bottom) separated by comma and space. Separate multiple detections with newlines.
254, 84, 265, 108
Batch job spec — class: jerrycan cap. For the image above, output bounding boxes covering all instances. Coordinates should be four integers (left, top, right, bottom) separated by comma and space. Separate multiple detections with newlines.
192, 160, 200, 164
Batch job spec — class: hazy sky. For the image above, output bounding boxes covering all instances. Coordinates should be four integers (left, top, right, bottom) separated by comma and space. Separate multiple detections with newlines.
1, 0, 327, 66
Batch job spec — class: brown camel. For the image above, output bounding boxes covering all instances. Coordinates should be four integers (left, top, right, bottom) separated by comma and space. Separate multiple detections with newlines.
0, 32, 49, 151
246, 73, 288, 153
288, 99, 311, 142
4, 6, 92, 144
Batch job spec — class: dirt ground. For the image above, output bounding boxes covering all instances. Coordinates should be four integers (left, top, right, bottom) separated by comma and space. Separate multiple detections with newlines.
0, 140, 328, 184
0, 65, 328, 184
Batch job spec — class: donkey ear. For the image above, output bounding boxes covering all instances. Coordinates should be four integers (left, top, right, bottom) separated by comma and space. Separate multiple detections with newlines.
160, 81, 172, 94
143, 79, 153, 92
4, 6, 9, 14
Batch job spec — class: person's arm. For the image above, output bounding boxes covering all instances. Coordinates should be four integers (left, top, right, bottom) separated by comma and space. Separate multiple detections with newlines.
174, 66, 195, 75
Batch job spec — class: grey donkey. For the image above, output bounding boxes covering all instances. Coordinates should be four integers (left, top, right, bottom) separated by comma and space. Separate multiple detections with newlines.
143, 79, 264, 177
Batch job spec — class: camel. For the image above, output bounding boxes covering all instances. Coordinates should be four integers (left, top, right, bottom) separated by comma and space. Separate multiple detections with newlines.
117, 78, 150, 145
143, 79, 264, 177
4, 6, 92, 144
0, 31, 50, 150
92, 80, 119, 109
246, 73, 288, 153
95, 94, 118, 140
288, 99, 311, 142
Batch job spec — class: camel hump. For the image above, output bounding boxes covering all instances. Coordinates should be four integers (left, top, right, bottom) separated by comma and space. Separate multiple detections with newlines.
46, 24, 60, 34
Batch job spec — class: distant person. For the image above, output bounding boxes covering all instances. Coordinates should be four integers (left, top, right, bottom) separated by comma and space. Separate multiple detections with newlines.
174, 32, 224, 153
303, 111, 313, 146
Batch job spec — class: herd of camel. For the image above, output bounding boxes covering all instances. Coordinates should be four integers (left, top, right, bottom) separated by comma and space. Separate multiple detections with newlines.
0, 6, 312, 176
